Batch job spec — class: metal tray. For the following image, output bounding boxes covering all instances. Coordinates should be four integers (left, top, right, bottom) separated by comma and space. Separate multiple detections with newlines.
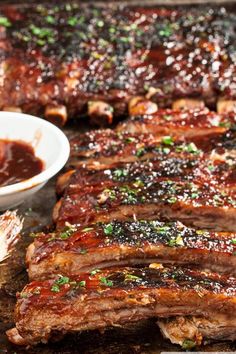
0, 1, 236, 352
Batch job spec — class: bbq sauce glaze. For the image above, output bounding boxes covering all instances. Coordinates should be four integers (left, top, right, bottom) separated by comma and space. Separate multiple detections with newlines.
0, 139, 44, 187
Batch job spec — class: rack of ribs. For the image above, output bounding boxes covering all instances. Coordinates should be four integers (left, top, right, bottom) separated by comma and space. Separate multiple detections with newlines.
7, 266, 236, 346
56, 143, 236, 195
67, 108, 236, 169
26, 220, 236, 279
0, 4, 235, 124
54, 175, 236, 231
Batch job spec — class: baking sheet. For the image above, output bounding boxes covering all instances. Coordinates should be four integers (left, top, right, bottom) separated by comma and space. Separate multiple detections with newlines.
0, 1, 236, 352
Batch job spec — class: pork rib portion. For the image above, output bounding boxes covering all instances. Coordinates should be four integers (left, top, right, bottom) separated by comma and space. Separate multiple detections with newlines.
0, 4, 236, 123
55, 177, 236, 231
7, 266, 236, 346
27, 220, 236, 280
57, 147, 236, 196
116, 109, 236, 138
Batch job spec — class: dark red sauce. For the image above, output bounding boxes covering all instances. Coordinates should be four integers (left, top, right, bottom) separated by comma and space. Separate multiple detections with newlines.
0, 139, 44, 187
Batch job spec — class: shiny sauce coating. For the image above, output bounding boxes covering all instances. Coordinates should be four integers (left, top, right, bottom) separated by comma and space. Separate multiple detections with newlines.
0, 140, 44, 187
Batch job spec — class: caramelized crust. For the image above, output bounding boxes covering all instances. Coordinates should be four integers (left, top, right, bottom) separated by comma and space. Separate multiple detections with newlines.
7, 266, 236, 345
26, 220, 236, 279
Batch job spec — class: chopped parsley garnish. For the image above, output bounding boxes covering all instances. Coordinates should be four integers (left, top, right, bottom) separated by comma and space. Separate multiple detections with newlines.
162, 136, 174, 146
29, 232, 38, 238
90, 269, 101, 276
186, 142, 199, 153
168, 234, 184, 247
104, 224, 113, 235
100, 276, 113, 287
135, 147, 145, 157
182, 339, 196, 350
0, 16, 11, 27
51, 284, 60, 292
167, 196, 177, 204
80, 249, 87, 255
113, 168, 128, 179
78, 280, 86, 287
55, 276, 70, 285
125, 137, 136, 143
46, 15, 56, 24
59, 226, 76, 240
124, 274, 142, 282
232, 239, 236, 245
67, 17, 78, 26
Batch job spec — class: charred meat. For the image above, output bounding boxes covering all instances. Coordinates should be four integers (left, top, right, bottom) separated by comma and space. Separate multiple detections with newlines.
7, 266, 236, 345
26, 220, 236, 279
0, 4, 236, 123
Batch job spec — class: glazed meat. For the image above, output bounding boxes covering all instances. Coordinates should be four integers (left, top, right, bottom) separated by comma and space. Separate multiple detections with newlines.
7, 266, 236, 345
54, 176, 236, 231
68, 127, 236, 170
57, 148, 236, 195
116, 109, 236, 138
0, 4, 236, 124
26, 220, 236, 279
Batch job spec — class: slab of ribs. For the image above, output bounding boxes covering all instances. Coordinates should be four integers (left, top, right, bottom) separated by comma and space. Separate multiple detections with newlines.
3, 1, 236, 350
0, 3, 236, 125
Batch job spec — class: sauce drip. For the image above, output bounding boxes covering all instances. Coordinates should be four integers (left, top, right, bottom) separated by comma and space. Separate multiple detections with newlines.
0, 140, 44, 187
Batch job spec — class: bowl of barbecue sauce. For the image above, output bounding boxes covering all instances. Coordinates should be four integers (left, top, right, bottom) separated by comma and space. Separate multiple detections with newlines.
0, 112, 70, 210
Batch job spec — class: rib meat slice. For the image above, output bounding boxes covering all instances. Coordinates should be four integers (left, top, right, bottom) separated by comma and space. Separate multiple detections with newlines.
57, 147, 236, 196
7, 266, 236, 346
26, 220, 236, 279
116, 109, 236, 138
55, 177, 236, 231
68, 127, 236, 169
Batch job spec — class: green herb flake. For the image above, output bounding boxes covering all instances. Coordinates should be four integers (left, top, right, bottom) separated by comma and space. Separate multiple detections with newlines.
96, 20, 104, 28
186, 142, 199, 154
167, 196, 177, 204
135, 147, 145, 157
78, 280, 86, 287
67, 17, 78, 26
46, 15, 56, 24
182, 339, 196, 350
51, 284, 60, 293
55, 276, 70, 285
90, 269, 101, 276
104, 224, 113, 235
20, 292, 28, 299
0, 16, 11, 27
100, 276, 113, 287
231, 239, 236, 245
124, 274, 142, 282
207, 165, 215, 171
162, 136, 174, 146
163, 147, 170, 154
125, 137, 136, 144
29, 232, 38, 238
80, 249, 87, 255
113, 169, 128, 179
133, 180, 144, 188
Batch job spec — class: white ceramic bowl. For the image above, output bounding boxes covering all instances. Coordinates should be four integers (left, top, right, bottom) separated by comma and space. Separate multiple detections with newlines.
0, 112, 70, 210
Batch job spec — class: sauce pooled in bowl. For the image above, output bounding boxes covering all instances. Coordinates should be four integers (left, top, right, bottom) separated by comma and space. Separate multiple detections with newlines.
0, 140, 44, 187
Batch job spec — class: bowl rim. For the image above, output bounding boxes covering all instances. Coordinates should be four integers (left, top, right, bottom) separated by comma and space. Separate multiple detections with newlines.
0, 112, 70, 196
